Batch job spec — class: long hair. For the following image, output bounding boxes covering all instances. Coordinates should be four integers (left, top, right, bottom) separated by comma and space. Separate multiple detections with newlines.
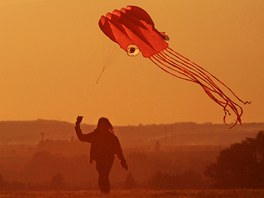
96, 117, 114, 133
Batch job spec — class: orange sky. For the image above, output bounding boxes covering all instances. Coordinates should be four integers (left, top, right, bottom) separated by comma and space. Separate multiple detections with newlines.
0, 0, 263, 126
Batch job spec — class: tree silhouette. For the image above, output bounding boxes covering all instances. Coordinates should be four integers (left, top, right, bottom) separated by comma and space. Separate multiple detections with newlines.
205, 131, 264, 188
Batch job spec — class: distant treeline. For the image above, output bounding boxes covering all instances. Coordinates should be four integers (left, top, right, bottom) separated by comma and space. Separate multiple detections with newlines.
0, 119, 263, 147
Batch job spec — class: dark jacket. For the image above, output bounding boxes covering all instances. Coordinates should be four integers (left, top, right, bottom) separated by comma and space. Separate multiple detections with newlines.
75, 125, 126, 163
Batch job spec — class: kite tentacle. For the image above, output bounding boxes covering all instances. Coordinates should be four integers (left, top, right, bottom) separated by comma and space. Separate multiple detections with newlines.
158, 51, 219, 93
167, 47, 251, 106
151, 53, 228, 110
162, 50, 219, 91
151, 54, 219, 94
150, 55, 193, 81
156, 51, 231, 101
150, 48, 250, 128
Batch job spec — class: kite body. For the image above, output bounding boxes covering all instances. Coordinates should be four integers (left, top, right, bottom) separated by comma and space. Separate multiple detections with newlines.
98, 5, 249, 127
99, 6, 168, 57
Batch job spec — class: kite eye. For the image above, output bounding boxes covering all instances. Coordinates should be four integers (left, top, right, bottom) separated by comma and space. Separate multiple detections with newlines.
127, 45, 140, 56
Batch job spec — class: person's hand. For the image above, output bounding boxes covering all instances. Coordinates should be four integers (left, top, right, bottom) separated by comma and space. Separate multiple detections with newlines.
76, 116, 83, 126
121, 160, 128, 170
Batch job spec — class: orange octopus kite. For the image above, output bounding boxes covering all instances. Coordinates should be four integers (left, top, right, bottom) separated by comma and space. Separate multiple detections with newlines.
98, 5, 250, 128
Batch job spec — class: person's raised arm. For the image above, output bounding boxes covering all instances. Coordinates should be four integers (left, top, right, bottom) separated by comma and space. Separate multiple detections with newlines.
75, 116, 93, 142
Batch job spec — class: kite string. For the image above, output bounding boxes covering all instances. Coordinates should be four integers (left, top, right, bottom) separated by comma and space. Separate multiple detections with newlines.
96, 45, 116, 84
96, 66, 107, 84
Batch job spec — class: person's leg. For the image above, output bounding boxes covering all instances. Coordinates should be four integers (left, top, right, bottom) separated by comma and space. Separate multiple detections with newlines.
101, 169, 110, 193
96, 159, 114, 194
96, 162, 105, 193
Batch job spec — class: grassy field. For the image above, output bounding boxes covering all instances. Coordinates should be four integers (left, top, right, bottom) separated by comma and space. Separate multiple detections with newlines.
1, 189, 264, 198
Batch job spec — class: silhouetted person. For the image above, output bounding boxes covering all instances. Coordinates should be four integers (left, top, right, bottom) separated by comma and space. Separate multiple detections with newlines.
75, 116, 128, 194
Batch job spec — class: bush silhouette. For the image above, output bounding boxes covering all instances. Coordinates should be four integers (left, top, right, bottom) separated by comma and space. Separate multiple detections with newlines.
205, 131, 264, 188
